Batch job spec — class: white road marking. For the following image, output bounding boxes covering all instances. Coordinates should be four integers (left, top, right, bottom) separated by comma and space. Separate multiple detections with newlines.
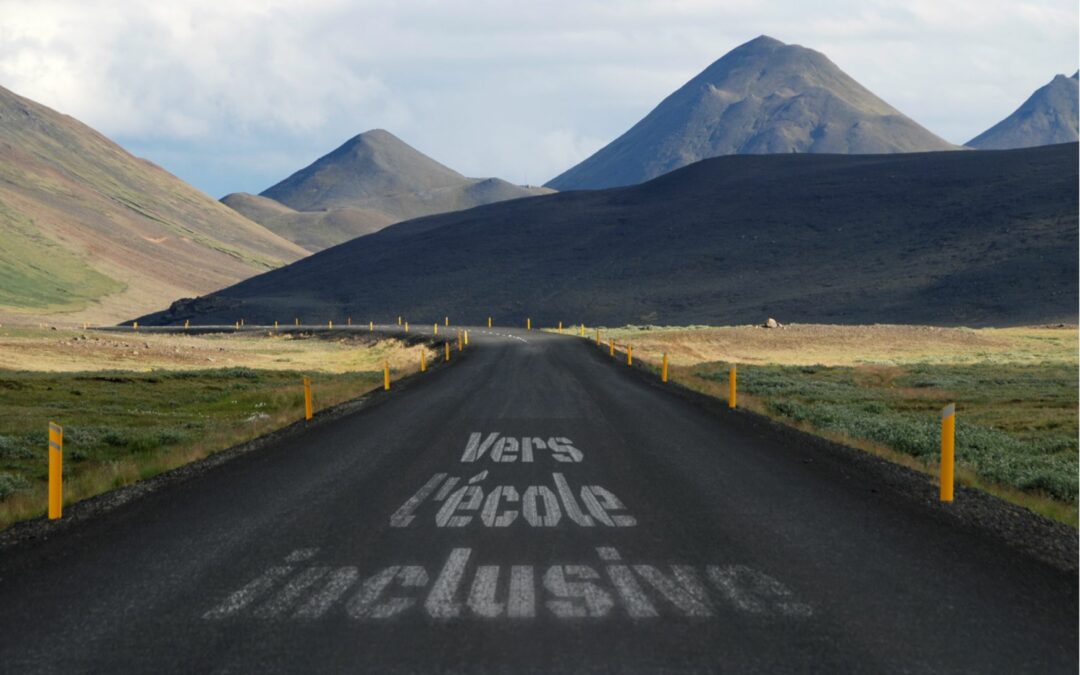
544, 565, 614, 618
202, 565, 293, 619
634, 565, 712, 617
254, 567, 330, 618
390, 473, 446, 527
480, 485, 519, 527
425, 548, 472, 619
553, 473, 594, 527
436, 485, 484, 527
706, 565, 813, 618
294, 567, 359, 618
522, 486, 561, 527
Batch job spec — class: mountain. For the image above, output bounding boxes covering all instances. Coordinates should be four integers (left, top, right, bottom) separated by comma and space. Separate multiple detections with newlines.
967, 73, 1079, 149
222, 129, 552, 250
0, 84, 307, 324
220, 192, 394, 253
141, 143, 1078, 329
546, 35, 956, 190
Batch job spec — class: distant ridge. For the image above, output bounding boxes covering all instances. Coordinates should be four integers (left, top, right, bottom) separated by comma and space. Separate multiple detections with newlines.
0, 84, 307, 324
967, 72, 1079, 149
224, 130, 552, 250
142, 144, 1078, 329
546, 35, 956, 190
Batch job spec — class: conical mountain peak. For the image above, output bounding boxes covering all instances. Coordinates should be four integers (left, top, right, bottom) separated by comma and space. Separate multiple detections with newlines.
546, 36, 954, 190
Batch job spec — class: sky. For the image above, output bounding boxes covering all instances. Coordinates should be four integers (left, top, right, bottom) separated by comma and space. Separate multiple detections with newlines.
0, 0, 1076, 198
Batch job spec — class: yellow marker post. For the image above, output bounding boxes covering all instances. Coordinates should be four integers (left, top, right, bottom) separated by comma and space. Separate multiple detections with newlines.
133, 321, 139, 331
488, 317, 493, 328
464, 330, 469, 346
303, 376, 313, 421
445, 316, 449, 327
527, 318, 531, 331
434, 323, 438, 336
421, 350, 427, 372
609, 339, 615, 357
729, 366, 737, 409
347, 317, 352, 326
295, 318, 300, 326
627, 345, 633, 366
383, 361, 390, 391
329, 320, 333, 329
457, 331, 463, 352
662, 353, 669, 383
398, 316, 402, 326
579, 325, 585, 337
405, 321, 409, 333
274, 320, 278, 331
370, 321, 374, 332
941, 403, 956, 502
48, 421, 62, 519
595, 328, 601, 345
235, 321, 240, 331
445, 342, 451, 362
558, 321, 563, 333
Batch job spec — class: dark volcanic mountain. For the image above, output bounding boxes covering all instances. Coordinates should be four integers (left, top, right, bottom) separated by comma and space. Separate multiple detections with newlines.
0, 84, 307, 324
143, 143, 1077, 329
546, 35, 956, 190
223, 130, 551, 250
967, 73, 1079, 149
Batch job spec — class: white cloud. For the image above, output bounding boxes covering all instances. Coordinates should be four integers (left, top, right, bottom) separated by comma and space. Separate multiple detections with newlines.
0, 0, 1075, 196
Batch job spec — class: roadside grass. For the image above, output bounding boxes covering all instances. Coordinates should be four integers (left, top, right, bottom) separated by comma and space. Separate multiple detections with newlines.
582, 324, 1078, 526
0, 330, 432, 530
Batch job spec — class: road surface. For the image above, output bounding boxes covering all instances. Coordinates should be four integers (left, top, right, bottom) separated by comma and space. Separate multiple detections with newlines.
0, 327, 1074, 673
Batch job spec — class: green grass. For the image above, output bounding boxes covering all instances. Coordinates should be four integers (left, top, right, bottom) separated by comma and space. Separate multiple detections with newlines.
695, 362, 1078, 503
0, 202, 124, 310
0, 367, 385, 528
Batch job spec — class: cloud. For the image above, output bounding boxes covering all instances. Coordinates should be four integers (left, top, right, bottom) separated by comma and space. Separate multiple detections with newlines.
0, 0, 1075, 196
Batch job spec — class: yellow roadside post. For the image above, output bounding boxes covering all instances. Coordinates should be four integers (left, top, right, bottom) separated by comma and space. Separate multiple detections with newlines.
405, 321, 409, 333
662, 353, 669, 382
421, 350, 427, 372
527, 318, 532, 331
133, 321, 138, 331
303, 376, 313, 421
729, 366, 737, 409
274, 320, 278, 331
558, 321, 563, 332
48, 421, 62, 519
444, 342, 451, 362
235, 321, 240, 331
369, 321, 374, 332
595, 328, 601, 345
579, 325, 585, 337
464, 330, 469, 346
397, 316, 402, 325
627, 345, 633, 366
941, 404, 956, 502
488, 316, 492, 328
329, 320, 333, 329
445, 316, 449, 327
383, 362, 390, 391
457, 331, 463, 352
295, 318, 300, 326
434, 323, 438, 336
347, 317, 352, 326
609, 339, 614, 357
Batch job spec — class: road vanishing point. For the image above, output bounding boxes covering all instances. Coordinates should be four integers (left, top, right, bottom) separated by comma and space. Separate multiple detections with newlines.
0, 327, 1075, 673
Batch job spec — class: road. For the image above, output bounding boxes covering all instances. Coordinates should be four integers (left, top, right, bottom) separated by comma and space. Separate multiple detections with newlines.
0, 327, 1074, 673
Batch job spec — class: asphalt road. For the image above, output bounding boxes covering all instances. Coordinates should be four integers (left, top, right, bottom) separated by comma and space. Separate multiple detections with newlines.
0, 327, 1075, 673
